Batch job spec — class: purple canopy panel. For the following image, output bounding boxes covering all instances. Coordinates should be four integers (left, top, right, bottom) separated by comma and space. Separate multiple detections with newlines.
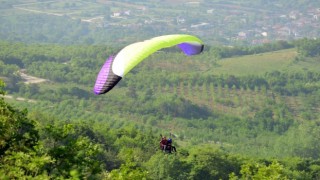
177, 43, 204, 56
93, 55, 122, 95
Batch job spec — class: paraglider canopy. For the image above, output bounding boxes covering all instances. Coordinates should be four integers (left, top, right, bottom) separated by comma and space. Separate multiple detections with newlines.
93, 34, 204, 95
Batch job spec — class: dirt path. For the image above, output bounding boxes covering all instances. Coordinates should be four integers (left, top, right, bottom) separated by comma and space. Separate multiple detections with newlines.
2, 94, 37, 103
13, 6, 65, 17
13, 1, 57, 7
19, 69, 48, 84
1, 70, 46, 103
13, 5, 99, 23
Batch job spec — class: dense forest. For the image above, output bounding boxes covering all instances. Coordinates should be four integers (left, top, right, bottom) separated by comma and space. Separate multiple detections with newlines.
1, 37, 320, 179
2, 88, 320, 179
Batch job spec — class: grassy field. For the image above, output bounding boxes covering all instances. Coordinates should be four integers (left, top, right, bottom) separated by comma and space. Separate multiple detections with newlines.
212, 49, 299, 76
209, 48, 320, 76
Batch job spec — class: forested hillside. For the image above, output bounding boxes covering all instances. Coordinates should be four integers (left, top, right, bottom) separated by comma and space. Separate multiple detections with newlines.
1, 38, 320, 179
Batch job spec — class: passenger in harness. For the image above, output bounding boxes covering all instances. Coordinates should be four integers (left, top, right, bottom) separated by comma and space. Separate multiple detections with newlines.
166, 138, 177, 153
159, 135, 177, 153
160, 136, 167, 152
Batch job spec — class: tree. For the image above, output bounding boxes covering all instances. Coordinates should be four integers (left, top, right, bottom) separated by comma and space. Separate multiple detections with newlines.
0, 99, 39, 157
0, 80, 51, 178
239, 161, 288, 179
188, 146, 241, 180
42, 123, 108, 179
145, 152, 191, 179
0, 80, 5, 95
296, 38, 320, 57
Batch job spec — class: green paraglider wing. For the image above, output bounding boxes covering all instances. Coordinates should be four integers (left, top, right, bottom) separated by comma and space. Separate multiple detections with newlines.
93, 34, 204, 95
